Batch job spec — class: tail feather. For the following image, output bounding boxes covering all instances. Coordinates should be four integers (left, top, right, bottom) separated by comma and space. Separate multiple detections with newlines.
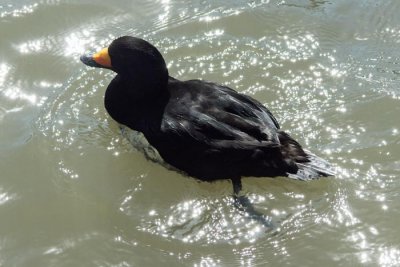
288, 150, 335, 181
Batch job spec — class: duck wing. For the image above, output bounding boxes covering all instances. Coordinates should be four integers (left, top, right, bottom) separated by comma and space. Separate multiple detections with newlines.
146, 80, 299, 179
164, 80, 281, 145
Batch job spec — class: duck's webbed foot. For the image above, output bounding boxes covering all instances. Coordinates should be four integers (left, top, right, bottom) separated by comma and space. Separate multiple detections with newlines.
230, 178, 274, 229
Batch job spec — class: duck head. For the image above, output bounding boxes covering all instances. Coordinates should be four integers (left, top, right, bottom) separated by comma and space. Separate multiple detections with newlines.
81, 36, 169, 90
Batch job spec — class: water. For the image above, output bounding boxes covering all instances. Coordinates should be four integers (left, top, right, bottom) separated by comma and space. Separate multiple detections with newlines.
1, 0, 400, 266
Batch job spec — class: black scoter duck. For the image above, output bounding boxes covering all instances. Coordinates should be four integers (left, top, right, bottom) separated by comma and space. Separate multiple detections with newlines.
81, 36, 333, 194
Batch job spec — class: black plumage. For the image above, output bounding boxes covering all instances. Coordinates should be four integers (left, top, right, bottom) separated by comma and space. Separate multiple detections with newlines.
81, 36, 333, 192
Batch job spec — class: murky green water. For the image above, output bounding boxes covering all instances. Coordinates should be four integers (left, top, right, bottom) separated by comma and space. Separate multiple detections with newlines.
1, 0, 400, 266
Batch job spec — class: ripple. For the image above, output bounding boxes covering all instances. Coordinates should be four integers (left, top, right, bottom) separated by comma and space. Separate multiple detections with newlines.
116, 174, 350, 254
0, 2, 39, 18
136, 196, 273, 244
37, 69, 113, 149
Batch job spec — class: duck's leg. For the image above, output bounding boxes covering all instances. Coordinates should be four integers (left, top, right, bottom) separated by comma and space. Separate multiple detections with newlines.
231, 177, 242, 196
230, 178, 274, 228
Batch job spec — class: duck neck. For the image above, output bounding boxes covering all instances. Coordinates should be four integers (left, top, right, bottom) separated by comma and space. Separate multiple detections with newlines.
104, 74, 169, 132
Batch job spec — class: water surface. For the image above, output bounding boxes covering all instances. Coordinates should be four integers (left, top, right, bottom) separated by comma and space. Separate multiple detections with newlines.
1, 0, 400, 266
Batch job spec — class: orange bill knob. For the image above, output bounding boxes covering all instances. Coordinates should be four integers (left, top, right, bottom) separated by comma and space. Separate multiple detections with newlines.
92, 47, 112, 68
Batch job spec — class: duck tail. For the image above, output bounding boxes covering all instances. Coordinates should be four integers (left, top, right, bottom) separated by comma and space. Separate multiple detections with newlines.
288, 150, 335, 180
277, 131, 335, 181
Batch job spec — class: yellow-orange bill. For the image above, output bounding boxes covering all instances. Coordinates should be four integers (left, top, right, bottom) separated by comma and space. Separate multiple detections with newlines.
92, 47, 112, 68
